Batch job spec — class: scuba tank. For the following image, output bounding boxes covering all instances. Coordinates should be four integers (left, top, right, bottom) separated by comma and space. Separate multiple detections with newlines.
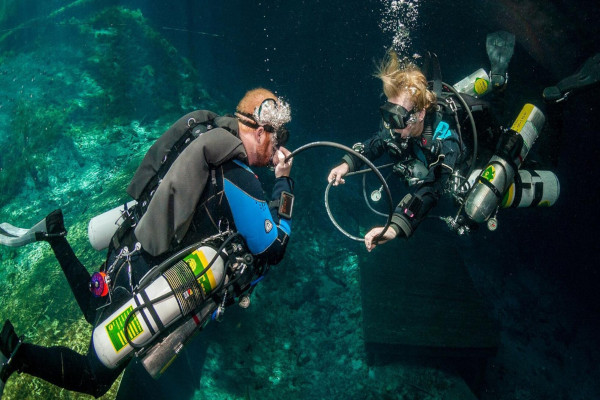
467, 168, 560, 208
88, 201, 137, 251
453, 68, 492, 98
464, 104, 545, 223
92, 244, 227, 369
139, 243, 256, 378
139, 300, 216, 378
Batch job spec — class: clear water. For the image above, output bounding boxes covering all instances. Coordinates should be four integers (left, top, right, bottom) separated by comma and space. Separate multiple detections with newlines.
1, 1, 599, 399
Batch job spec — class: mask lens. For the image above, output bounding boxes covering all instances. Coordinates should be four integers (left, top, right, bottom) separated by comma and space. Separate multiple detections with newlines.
276, 126, 289, 147
380, 102, 415, 130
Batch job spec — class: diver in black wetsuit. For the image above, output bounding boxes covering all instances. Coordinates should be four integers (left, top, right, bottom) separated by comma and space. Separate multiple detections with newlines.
328, 51, 466, 250
0, 88, 295, 398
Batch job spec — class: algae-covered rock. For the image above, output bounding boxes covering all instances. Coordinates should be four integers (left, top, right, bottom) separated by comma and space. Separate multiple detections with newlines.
0, 2, 222, 399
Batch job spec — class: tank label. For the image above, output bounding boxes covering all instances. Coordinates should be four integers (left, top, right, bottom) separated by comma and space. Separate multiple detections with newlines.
106, 305, 143, 352
502, 183, 516, 207
510, 104, 534, 133
474, 78, 489, 95
185, 250, 217, 296
185, 250, 209, 277
482, 165, 496, 182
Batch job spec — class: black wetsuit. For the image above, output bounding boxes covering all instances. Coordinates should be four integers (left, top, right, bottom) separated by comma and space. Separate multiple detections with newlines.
342, 113, 462, 237
11, 112, 293, 397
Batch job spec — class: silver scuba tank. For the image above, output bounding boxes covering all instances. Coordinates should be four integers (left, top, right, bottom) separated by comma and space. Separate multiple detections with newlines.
453, 68, 492, 97
465, 104, 545, 223
139, 299, 216, 378
467, 168, 560, 209
88, 201, 137, 251
92, 245, 226, 369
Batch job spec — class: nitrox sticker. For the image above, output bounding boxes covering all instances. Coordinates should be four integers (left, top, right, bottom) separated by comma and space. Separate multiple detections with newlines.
184, 250, 209, 276
510, 104, 534, 133
474, 78, 489, 95
185, 250, 217, 296
482, 165, 496, 181
106, 305, 143, 352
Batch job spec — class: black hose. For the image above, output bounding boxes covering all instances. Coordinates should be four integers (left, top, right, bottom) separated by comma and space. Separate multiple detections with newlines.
284, 141, 394, 242
138, 233, 239, 289
441, 82, 479, 181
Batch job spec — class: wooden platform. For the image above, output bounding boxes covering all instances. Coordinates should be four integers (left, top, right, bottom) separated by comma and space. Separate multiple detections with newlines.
360, 226, 499, 362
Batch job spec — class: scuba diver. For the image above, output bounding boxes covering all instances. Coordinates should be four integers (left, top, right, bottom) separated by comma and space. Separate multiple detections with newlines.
0, 88, 295, 397
328, 50, 465, 251
328, 32, 559, 250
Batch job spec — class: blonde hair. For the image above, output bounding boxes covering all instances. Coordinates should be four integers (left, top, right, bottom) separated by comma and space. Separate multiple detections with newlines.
375, 51, 436, 111
236, 87, 277, 115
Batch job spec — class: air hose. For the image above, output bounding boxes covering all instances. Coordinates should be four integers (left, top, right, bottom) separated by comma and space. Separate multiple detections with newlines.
441, 81, 479, 183
285, 141, 394, 242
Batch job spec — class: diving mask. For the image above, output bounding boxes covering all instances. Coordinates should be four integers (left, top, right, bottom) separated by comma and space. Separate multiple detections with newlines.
237, 97, 291, 146
380, 101, 418, 130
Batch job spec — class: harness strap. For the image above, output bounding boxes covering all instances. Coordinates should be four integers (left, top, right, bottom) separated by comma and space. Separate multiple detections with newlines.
511, 169, 524, 208
133, 293, 157, 336
138, 290, 165, 332
530, 170, 544, 207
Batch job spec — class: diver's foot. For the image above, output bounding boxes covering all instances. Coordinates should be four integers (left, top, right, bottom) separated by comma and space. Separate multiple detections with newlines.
0, 209, 67, 247
1, 320, 23, 395
39, 209, 67, 241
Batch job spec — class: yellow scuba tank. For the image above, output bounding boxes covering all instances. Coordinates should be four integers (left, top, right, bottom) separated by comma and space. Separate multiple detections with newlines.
92, 245, 226, 369
465, 104, 545, 223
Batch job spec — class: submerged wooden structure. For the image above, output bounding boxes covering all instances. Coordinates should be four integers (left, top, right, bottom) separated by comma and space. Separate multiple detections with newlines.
360, 226, 499, 364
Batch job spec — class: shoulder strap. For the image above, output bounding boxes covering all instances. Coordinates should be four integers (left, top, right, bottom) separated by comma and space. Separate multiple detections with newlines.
127, 111, 221, 199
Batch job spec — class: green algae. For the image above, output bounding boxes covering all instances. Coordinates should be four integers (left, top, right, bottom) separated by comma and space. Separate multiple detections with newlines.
0, 2, 222, 399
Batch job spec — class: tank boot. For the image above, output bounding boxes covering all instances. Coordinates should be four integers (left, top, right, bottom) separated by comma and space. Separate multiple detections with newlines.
0, 320, 23, 398
486, 30, 515, 90
0, 209, 67, 247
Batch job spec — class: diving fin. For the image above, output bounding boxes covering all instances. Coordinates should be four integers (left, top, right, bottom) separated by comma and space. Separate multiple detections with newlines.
486, 31, 516, 90
1, 320, 23, 399
0, 209, 66, 247
543, 53, 600, 102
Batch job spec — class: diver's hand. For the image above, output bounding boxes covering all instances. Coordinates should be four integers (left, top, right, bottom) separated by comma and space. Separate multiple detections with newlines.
327, 163, 349, 186
364, 226, 397, 252
274, 147, 293, 178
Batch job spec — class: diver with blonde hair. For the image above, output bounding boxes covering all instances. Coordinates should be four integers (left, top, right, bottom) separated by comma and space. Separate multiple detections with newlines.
328, 51, 463, 250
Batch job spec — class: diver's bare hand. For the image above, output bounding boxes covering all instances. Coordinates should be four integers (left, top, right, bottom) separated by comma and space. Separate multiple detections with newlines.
364, 226, 397, 252
274, 147, 293, 178
327, 163, 349, 186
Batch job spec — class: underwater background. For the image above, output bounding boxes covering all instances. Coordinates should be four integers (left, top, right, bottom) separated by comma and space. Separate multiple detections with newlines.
1, 0, 599, 399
